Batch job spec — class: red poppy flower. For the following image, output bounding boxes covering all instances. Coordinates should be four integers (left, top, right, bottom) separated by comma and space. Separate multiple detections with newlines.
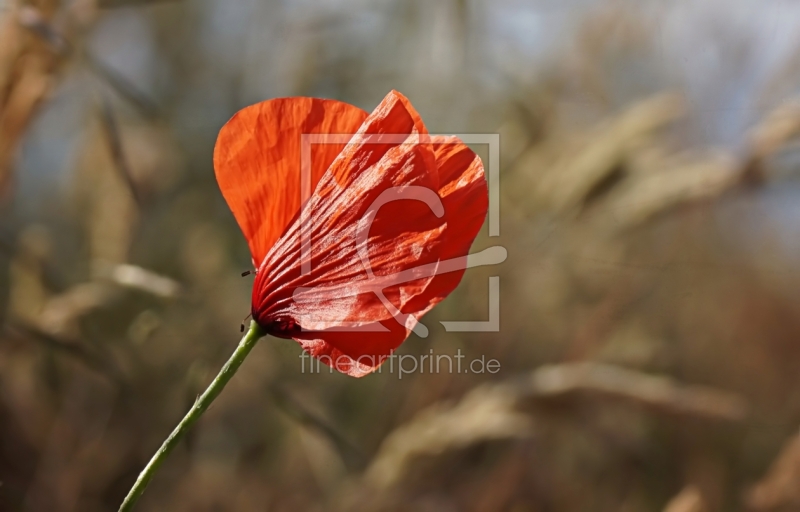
213, 90, 487, 377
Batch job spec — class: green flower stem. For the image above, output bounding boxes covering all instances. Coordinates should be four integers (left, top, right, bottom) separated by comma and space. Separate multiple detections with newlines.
118, 320, 266, 512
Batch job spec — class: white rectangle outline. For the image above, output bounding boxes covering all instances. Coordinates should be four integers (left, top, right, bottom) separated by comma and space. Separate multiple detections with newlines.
298, 133, 501, 333
300, 133, 499, 275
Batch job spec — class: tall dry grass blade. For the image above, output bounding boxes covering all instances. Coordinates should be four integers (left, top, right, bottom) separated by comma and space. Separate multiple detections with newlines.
743, 97, 800, 184
39, 282, 120, 339
99, 98, 143, 207
7, 224, 50, 324
527, 362, 749, 422
93, 262, 182, 298
602, 151, 739, 229
535, 93, 686, 213
73, 117, 137, 268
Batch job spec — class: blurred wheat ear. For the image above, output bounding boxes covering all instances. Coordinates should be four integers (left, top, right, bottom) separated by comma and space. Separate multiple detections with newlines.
509, 91, 800, 236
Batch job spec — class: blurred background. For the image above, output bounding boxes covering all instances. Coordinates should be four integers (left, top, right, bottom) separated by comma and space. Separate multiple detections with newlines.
3, 0, 800, 510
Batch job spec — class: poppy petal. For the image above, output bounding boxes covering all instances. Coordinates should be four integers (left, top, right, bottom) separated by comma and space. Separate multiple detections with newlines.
295, 319, 409, 377
403, 135, 488, 316
213, 97, 368, 266
294, 137, 487, 377
252, 91, 445, 373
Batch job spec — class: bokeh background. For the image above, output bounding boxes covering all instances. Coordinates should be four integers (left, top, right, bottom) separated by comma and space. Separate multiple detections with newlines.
3, 0, 800, 510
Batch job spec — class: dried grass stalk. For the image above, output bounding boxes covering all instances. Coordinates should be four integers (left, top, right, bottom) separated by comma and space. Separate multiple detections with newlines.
93, 262, 181, 299
603, 151, 739, 228
744, 97, 800, 183
536, 93, 685, 213
39, 282, 119, 339
73, 117, 138, 267
364, 383, 534, 490
527, 362, 748, 422
8, 224, 51, 324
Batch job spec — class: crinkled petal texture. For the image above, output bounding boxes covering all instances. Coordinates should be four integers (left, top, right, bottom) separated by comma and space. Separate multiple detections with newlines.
214, 90, 487, 377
